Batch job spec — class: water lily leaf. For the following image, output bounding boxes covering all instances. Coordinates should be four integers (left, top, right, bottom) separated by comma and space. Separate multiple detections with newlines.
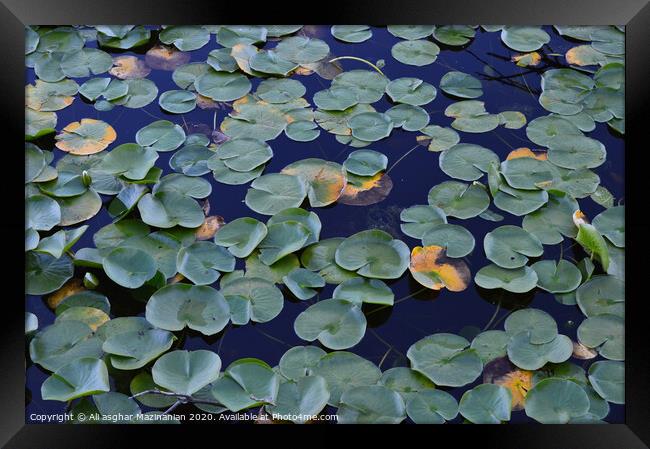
576, 275, 624, 318
26, 79, 79, 112
331, 70, 387, 104
573, 211, 610, 270
153, 174, 211, 199
445, 100, 500, 133
211, 358, 279, 412
459, 384, 512, 424
593, 206, 624, 248
285, 120, 320, 142
546, 135, 606, 170
169, 144, 214, 176
264, 25, 303, 37
471, 330, 509, 364
505, 308, 557, 344
433, 25, 476, 46
421, 224, 475, 258
267, 208, 321, 245
275, 36, 330, 64
338, 385, 406, 424
391, 40, 440, 66
312, 351, 381, 406
335, 229, 409, 279
387, 25, 434, 40
217, 25, 267, 47
313, 87, 358, 111
26, 108, 57, 140
507, 332, 573, 370
55, 119, 116, 155
428, 181, 490, 219
283, 268, 325, 300
386, 104, 429, 131
26, 252, 73, 296
494, 184, 549, 216
177, 241, 235, 285
531, 259, 582, 293
138, 192, 205, 228
59, 48, 112, 78
55, 290, 110, 316
108, 55, 151, 80
26, 194, 61, 231
332, 277, 393, 306
266, 375, 330, 423
439, 143, 499, 181
399, 205, 447, 239
278, 346, 326, 380
102, 247, 156, 288
134, 120, 186, 153
55, 305, 109, 332
419, 125, 460, 152
214, 217, 267, 258
281, 158, 346, 207
386, 77, 437, 105
406, 389, 458, 424
257, 78, 306, 104
379, 367, 435, 405
100, 143, 158, 181
484, 225, 543, 269
330, 25, 372, 43
152, 350, 221, 395
524, 378, 591, 424
474, 264, 538, 293
216, 138, 273, 172
301, 238, 357, 284
577, 314, 624, 361
501, 26, 550, 52
294, 298, 366, 350
440, 71, 483, 98
29, 320, 103, 371
245, 251, 300, 284
146, 284, 230, 335
347, 112, 394, 142
407, 334, 483, 387
97, 26, 150, 49
145, 44, 191, 71
250, 50, 298, 76
221, 277, 284, 324
257, 221, 311, 266
194, 70, 251, 102
244, 173, 307, 215
41, 357, 110, 401
110, 78, 158, 108
342, 150, 388, 177
588, 360, 624, 404
522, 192, 578, 244
409, 245, 471, 291
158, 90, 197, 114
159, 26, 210, 51
102, 329, 175, 370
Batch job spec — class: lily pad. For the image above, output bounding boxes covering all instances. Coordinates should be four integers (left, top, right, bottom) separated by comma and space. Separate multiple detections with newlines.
294, 298, 366, 350
41, 357, 110, 401
577, 314, 624, 361
152, 350, 221, 395
459, 384, 512, 424
588, 360, 624, 404
391, 40, 440, 66
484, 225, 543, 269
439, 143, 499, 181
409, 245, 471, 291
428, 181, 490, 219
335, 230, 409, 279
531, 259, 582, 293
337, 385, 406, 424
440, 71, 483, 99
221, 277, 284, 324
474, 264, 539, 293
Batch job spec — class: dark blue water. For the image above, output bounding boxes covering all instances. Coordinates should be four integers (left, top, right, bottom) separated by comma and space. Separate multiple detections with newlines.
25, 25, 624, 423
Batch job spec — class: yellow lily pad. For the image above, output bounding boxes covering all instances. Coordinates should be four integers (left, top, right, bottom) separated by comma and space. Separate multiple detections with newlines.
409, 245, 471, 292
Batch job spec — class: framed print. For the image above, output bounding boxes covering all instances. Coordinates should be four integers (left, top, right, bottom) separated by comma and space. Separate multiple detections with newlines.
2, 0, 649, 446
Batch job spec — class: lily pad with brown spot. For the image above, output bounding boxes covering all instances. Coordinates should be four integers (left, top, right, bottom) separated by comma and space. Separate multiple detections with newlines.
483, 356, 532, 411
281, 158, 347, 207
196, 216, 225, 240
506, 147, 547, 161
409, 245, 471, 292
46, 278, 85, 310
55, 119, 116, 155
339, 173, 393, 206
109, 55, 151, 79
145, 45, 191, 71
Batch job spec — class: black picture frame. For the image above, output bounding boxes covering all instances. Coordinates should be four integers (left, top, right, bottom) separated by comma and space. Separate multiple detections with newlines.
3, 0, 648, 446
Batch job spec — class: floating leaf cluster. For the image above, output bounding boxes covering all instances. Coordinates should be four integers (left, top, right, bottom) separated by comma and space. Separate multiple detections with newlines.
25, 24, 624, 424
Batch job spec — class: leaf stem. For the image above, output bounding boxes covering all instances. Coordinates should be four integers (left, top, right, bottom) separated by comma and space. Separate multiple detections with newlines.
328, 56, 385, 76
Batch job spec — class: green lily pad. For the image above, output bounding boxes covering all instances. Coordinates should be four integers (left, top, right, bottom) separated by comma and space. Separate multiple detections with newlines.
158, 90, 197, 114
41, 357, 110, 401
406, 389, 458, 424
137, 192, 204, 228
159, 26, 210, 51
245, 174, 307, 215
400, 205, 447, 239
474, 264, 539, 293
216, 138, 273, 172
440, 71, 483, 99
103, 329, 175, 370
505, 308, 558, 344
386, 104, 430, 131
459, 384, 512, 424
593, 206, 624, 248
177, 241, 235, 285
522, 192, 578, 244
211, 358, 279, 411
507, 332, 573, 370
294, 298, 366, 350
386, 77, 437, 106
391, 40, 440, 66
214, 217, 267, 258
532, 259, 582, 293
501, 26, 550, 52
250, 50, 298, 76
343, 150, 388, 177
312, 351, 381, 406
407, 333, 483, 387
282, 268, 325, 300
433, 25, 476, 46
576, 275, 624, 318
332, 277, 394, 306
471, 330, 509, 364
387, 25, 435, 40
278, 346, 327, 380
29, 320, 103, 371
577, 314, 624, 361
195, 70, 251, 102
428, 181, 490, 219
421, 224, 475, 258
257, 221, 311, 265
524, 378, 590, 423
26, 194, 61, 231
588, 360, 624, 404
337, 385, 406, 424
335, 230, 409, 279
439, 143, 499, 181
221, 277, 284, 324
146, 284, 230, 335
348, 112, 394, 142
256, 78, 306, 103
152, 350, 221, 395
331, 25, 372, 43
266, 375, 330, 424
275, 36, 329, 64
26, 252, 74, 296
420, 125, 460, 152
484, 225, 543, 269
102, 247, 157, 289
